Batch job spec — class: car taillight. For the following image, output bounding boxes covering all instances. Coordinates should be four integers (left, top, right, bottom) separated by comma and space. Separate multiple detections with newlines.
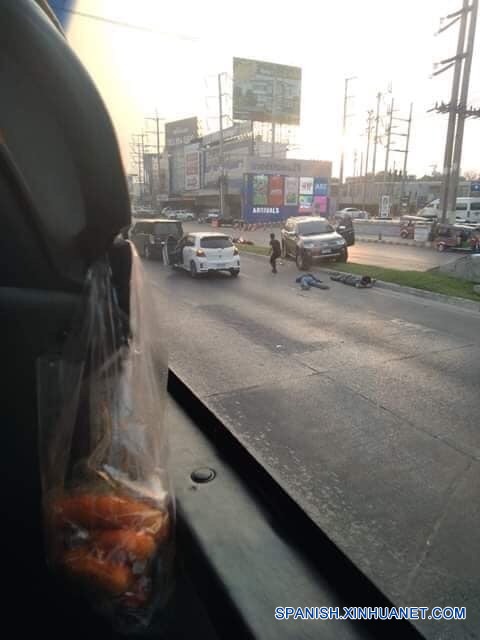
233, 247, 239, 255
196, 249, 206, 257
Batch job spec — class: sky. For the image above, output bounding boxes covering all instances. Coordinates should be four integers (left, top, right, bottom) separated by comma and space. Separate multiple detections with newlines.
53, 0, 480, 178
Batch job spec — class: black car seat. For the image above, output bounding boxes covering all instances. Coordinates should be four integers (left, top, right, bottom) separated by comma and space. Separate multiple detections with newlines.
0, 1, 129, 636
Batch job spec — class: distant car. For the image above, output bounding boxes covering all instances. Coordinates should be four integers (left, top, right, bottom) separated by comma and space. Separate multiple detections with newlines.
281, 216, 348, 270
175, 211, 195, 221
338, 207, 369, 220
198, 211, 220, 224
170, 232, 240, 277
129, 218, 183, 260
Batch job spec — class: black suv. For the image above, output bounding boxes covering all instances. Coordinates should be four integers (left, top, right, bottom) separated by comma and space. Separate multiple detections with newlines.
130, 219, 183, 260
281, 216, 348, 270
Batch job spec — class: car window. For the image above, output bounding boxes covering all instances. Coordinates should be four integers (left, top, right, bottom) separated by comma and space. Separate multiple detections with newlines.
455, 203, 468, 211
297, 221, 334, 235
200, 236, 233, 249
58, 6, 479, 636
154, 222, 181, 236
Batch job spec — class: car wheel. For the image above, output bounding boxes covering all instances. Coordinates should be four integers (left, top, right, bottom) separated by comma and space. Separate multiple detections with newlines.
230, 268, 240, 278
190, 260, 198, 278
296, 249, 310, 270
337, 247, 348, 263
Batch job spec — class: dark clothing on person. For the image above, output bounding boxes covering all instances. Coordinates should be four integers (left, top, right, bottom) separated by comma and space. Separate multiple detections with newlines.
270, 238, 281, 273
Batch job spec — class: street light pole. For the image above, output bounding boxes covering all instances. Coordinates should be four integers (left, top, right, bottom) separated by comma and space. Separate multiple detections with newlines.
218, 72, 226, 217
339, 76, 356, 185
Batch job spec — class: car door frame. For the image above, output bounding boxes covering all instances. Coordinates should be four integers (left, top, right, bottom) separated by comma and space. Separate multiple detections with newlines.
181, 235, 197, 270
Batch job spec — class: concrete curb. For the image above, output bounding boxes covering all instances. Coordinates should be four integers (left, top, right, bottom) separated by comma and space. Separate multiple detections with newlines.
320, 268, 480, 313
357, 237, 432, 249
238, 250, 480, 312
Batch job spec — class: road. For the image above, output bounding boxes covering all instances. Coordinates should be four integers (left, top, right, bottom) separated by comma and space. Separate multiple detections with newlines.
183, 223, 455, 271
145, 254, 480, 640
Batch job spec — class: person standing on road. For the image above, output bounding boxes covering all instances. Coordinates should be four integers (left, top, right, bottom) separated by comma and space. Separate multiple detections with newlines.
269, 233, 281, 274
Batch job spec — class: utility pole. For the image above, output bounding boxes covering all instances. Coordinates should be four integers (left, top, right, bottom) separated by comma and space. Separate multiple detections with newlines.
436, 0, 469, 222
384, 98, 394, 180
218, 72, 226, 217
447, 0, 478, 217
362, 110, 374, 212
271, 77, 277, 158
390, 102, 414, 199
145, 110, 165, 204
371, 91, 382, 178
339, 76, 356, 185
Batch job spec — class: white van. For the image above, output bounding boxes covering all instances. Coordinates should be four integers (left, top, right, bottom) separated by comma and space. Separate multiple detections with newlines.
419, 197, 480, 222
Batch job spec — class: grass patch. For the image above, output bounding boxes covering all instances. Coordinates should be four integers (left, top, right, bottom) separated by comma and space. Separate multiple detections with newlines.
237, 244, 270, 256
327, 262, 480, 302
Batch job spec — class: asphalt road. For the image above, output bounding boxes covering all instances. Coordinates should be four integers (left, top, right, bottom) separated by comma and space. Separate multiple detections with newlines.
183, 223, 455, 271
144, 254, 480, 640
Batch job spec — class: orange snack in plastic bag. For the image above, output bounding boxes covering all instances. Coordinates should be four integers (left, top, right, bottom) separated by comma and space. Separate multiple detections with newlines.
53, 494, 164, 532
91, 529, 156, 562
63, 548, 134, 596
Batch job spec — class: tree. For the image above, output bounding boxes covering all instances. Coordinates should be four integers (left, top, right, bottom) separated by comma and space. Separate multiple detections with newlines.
463, 169, 480, 181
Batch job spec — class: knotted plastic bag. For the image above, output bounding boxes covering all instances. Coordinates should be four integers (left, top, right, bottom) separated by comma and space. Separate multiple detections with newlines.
37, 245, 173, 631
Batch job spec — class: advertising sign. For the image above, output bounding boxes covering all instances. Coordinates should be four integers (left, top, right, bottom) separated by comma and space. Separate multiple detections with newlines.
268, 176, 284, 207
284, 177, 298, 205
243, 174, 299, 223
471, 181, 480, 194
233, 57, 302, 125
314, 177, 328, 196
299, 177, 314, 195
245, 157, 331, 178
165, 117, 198, 148
184, 150, 200, 190
380, 194, 391, 218
252, 175, 269, 205
204, 139, 250, 190
313, 196, 328, 215
299, 194, 313, 212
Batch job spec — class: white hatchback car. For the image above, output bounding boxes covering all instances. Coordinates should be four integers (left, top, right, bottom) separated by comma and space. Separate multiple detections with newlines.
172, 232, 240, 277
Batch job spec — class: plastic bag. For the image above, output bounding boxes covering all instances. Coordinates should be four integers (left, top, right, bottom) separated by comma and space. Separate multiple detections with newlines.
37, 243, 174, 631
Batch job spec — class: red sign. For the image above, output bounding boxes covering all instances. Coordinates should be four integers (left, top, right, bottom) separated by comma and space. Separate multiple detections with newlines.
268, 175, 284, 207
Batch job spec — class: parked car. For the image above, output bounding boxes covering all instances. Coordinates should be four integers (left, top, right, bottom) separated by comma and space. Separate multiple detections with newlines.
281, 216, 348, 270
175, 211, 195, 221
198, 211, 220, 224
130, 218, 183, 260
170, 232, 240, 277
338, 207, 369, 220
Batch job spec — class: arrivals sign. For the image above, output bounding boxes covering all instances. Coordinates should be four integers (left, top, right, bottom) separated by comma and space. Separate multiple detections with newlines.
243, 174, 329, 223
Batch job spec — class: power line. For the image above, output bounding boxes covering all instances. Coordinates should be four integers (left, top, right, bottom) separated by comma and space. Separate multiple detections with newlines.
49, 3, 200, 41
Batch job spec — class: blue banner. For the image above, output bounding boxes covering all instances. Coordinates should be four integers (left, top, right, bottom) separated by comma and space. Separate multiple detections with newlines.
314, 177, 328, 196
